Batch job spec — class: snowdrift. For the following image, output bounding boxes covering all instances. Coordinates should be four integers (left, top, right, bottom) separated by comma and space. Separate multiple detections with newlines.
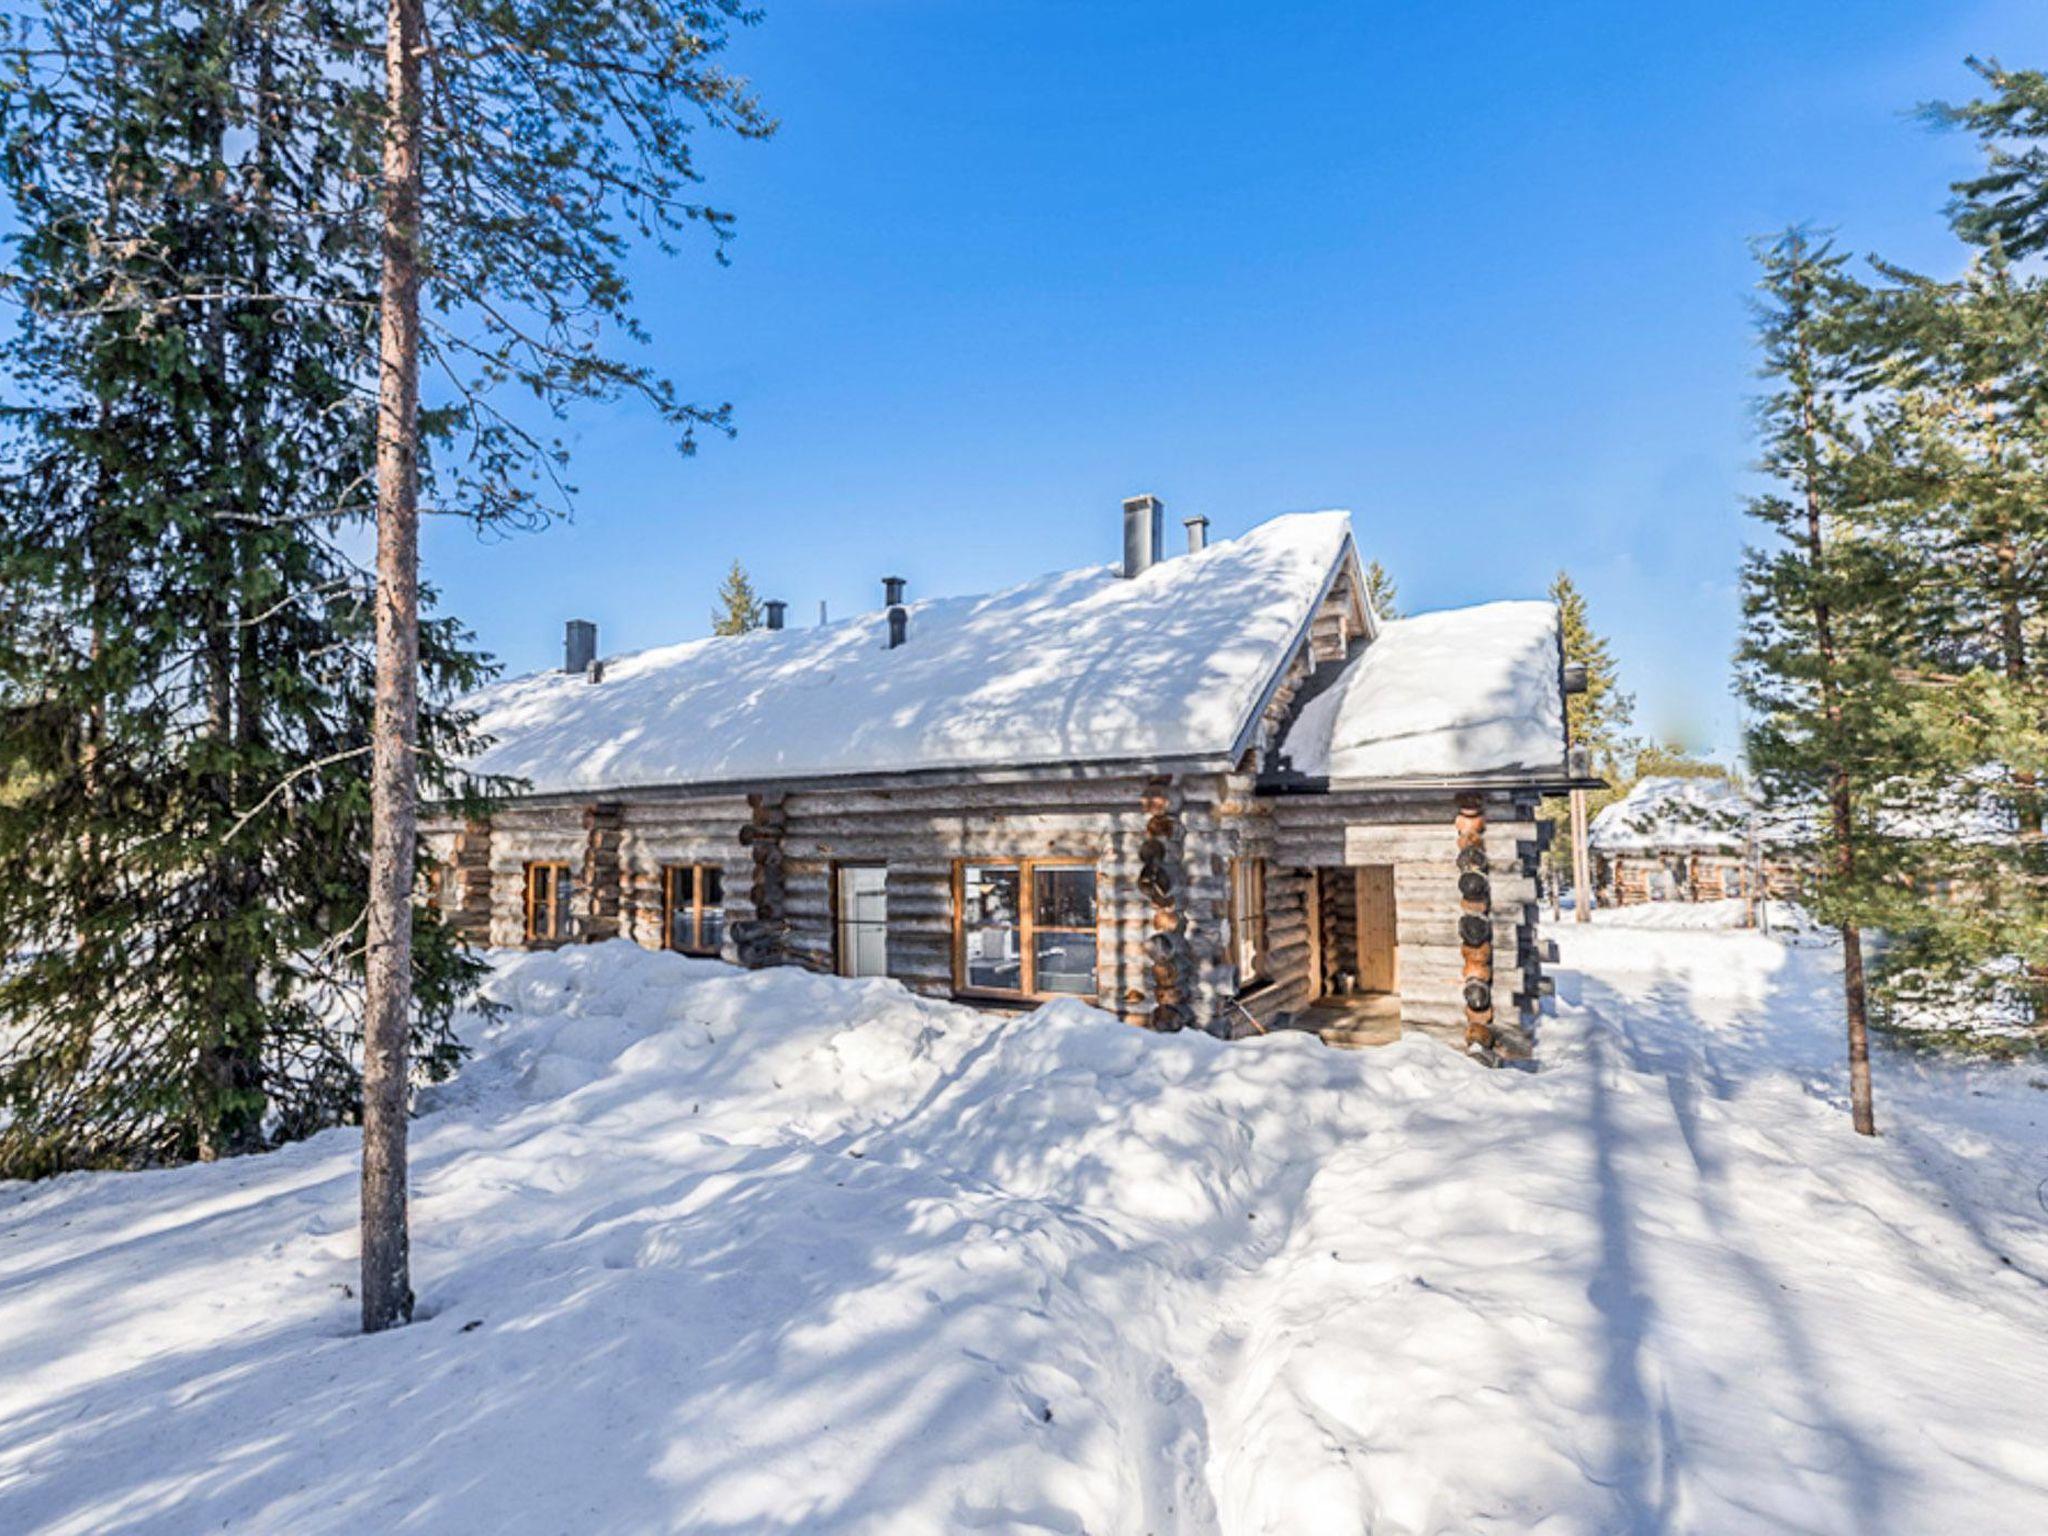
3, 937, 2046, 1534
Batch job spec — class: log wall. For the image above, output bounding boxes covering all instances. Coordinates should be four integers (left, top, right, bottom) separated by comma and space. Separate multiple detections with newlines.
1263, 788, 1548, 1059
442, 757, 1553, 1059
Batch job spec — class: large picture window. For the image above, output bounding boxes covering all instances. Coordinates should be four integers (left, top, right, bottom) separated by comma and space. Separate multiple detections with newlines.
524, 861, 574, 943
663, 864, 726, 956
954, 859, 1098, 1000
1229, 857, 1268, 988
834, 864, 889, 978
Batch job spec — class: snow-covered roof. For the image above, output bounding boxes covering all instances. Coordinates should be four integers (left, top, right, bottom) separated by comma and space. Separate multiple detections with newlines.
1590, 775, 1752, 854
1273, 600, 1566, 783
463, 512, 1354, 796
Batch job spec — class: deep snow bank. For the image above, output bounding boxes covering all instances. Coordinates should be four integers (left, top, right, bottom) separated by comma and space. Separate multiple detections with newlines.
2, 936, 2045, 1535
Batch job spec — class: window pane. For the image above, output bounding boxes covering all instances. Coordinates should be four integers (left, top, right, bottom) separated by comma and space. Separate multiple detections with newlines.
667, 870, 693, 951
962, 865, 1023, 991
1033, 866, 1096, 929
555, 868, 574, 936
1033, 930, 1097, 996
697, 865, 724, 953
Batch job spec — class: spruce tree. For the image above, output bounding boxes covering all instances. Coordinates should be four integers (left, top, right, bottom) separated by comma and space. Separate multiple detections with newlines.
1736, 231, 1925, 1134
1362, 559, 1401, 620
0, 2, 494, 1176
1540, 571, 1634, 911
713, 560, 765, 635
1852, 246, 2048, 1034
1550, 571, 1635, 774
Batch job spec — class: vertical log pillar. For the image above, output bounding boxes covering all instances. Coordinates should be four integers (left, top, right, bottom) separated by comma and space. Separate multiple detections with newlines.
1455, 794, 1497, 1063
453, 819, 494, 945
582, 801, 623, 942
1569, 784, 1592, 922
1139, 776, 1191, 1032
734, 792, 788, 969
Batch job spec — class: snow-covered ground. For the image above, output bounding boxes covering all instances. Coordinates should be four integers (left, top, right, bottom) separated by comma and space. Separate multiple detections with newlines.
3, 930, 2045, 1535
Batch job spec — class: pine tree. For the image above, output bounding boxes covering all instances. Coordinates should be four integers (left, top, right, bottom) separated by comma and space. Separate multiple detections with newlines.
1362, 560, 1401, 620
0, 3, 494, 1177
713, 560, 765, 635
1737, 231, 1926, 1134
353, 0, 772, 1331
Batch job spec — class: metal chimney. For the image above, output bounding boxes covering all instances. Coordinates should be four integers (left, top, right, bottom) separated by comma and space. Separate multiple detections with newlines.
765, 599, 787, 631
1121, 494, 1164, 578
883, 576, 908, 649
563, 619, 597, 675
1184, 514, 1209, 555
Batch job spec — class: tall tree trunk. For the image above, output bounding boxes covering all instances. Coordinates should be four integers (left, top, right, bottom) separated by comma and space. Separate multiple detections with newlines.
362, 0, 424, 1334
1801, 366, 1876, 1137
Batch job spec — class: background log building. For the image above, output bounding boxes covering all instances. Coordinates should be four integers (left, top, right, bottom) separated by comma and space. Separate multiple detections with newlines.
430, 501, 1583, 1061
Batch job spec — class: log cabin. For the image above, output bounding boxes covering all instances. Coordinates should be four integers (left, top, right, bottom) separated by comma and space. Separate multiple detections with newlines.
429, 499, 1586, 1061
1587, 775, 1800, 907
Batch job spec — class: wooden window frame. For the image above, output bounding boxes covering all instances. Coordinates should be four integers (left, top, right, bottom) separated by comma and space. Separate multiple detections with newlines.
951, 857, 1100, 1002
1228, 856, 1269, 991
661, 863, 726, 956
524, 861, 573, 943
831, 861, 889, 979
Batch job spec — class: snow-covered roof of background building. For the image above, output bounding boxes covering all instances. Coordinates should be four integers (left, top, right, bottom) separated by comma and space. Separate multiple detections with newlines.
1590, 775, 1752, 854
1592, 773, 2019, 856
463, 512, 1354, 795
1273, 600, 1566, 783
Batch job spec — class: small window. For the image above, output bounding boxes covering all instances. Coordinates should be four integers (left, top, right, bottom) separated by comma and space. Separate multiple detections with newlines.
954, 860, 1098, 1000
834, 864, 889, 978
1230, 857, 1268, 987
524, 861, 574, 942
663, 864, 726, 956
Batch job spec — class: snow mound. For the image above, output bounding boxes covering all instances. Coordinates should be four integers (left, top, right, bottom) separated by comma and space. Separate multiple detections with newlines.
1279, 599, 1565, 781
3, 937, 2046, 1534
461, 512, 1352, 794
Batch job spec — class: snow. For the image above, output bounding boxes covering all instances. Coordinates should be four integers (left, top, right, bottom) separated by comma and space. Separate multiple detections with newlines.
461, 512, 1353, 795
1278, 599, 1565, 782
1590, 774, 1752, 854
5, 934, 2047, 1535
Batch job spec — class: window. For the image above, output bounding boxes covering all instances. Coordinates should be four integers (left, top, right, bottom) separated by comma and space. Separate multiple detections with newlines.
834, 865, 889, 978
663, 864, 726, 956
524, 861, 574, 942
954, 860, 1098, 1000
1229, 857, 1268, 987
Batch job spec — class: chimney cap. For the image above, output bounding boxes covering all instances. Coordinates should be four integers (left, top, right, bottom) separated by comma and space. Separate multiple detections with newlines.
882, 575, 907, 606
764, 599, 788, 631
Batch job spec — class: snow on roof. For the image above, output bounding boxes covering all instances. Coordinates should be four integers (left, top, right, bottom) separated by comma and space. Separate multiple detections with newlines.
463, 511, 1353, 795
1590, 775, 1752, 854
1275, 600, 1565, 782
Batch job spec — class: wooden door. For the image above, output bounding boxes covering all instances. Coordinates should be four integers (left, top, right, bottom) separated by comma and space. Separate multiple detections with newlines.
1305, 869, 1324, 1002
1355, 866, 1397, 993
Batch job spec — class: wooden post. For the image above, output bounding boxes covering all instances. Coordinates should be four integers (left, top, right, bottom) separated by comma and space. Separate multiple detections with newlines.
1456, 795, 1496, 1061
581, 802, 623, 942
1140, 776, 1191, 1032
1568, 785, 1592, 924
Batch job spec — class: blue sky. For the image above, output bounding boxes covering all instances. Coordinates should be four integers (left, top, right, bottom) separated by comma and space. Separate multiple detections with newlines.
421, 0, 2048, 760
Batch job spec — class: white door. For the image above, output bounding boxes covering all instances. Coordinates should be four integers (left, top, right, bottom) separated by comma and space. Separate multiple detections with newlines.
836, 866, 889, 978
